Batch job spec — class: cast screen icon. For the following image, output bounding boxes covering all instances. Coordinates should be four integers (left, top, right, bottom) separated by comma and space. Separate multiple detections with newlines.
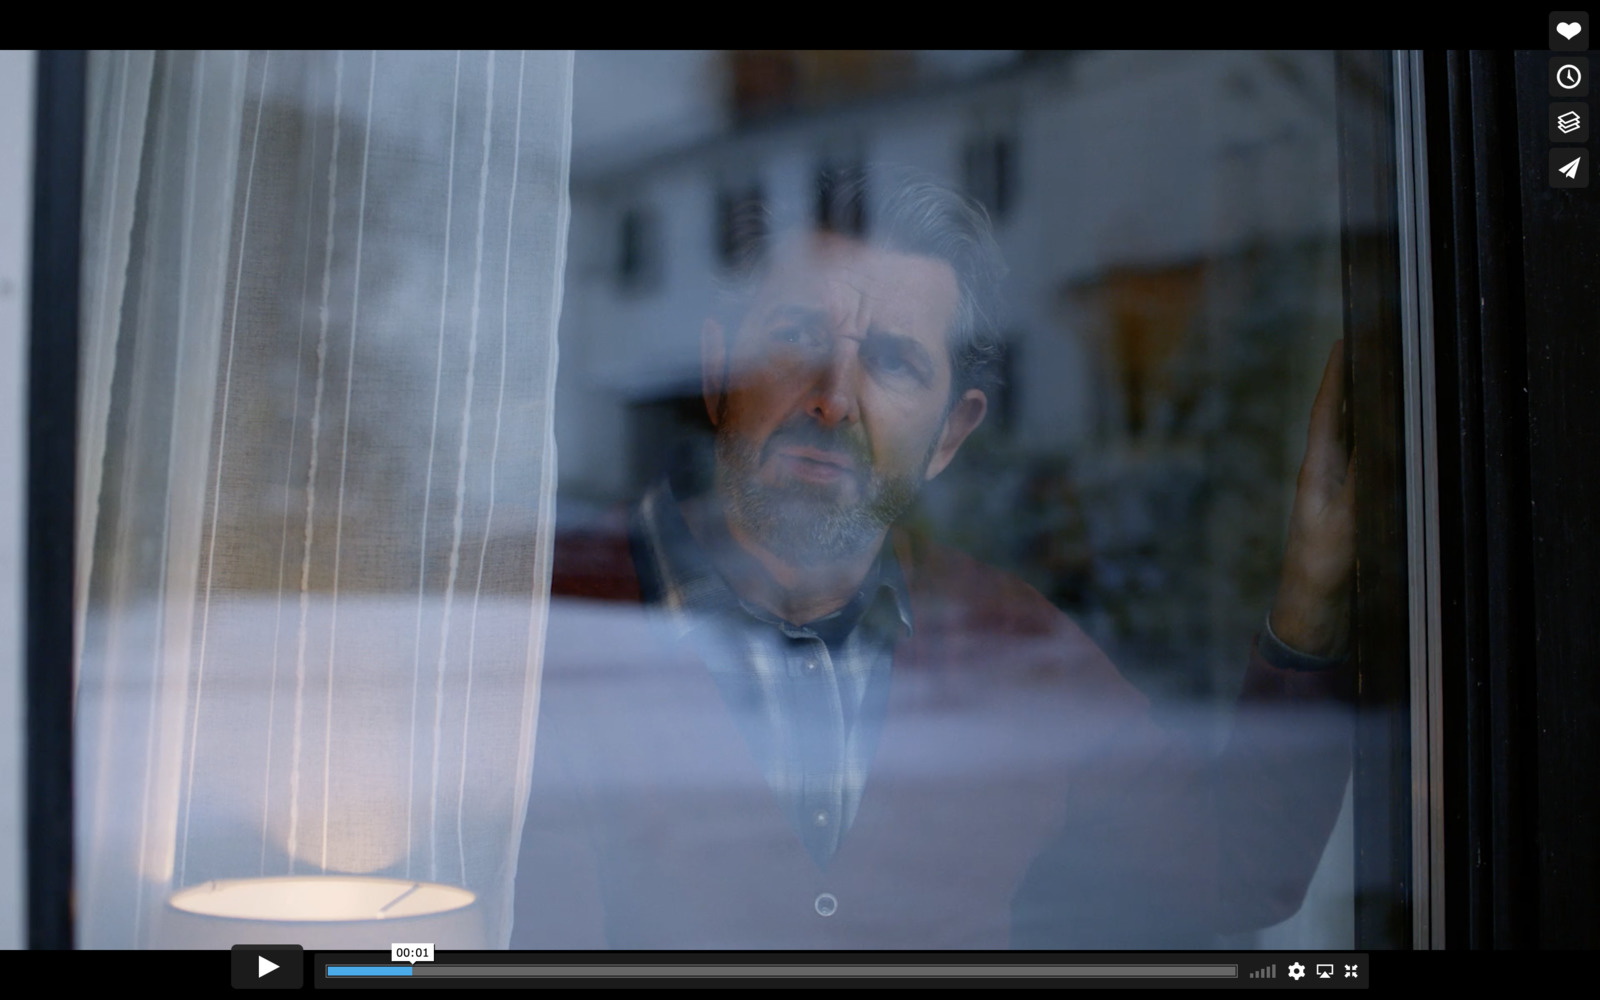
1553, 57, 1590, 96
1552, 149, 1590, 187
1552, 11, 1590, 51
230, 944, 304, 990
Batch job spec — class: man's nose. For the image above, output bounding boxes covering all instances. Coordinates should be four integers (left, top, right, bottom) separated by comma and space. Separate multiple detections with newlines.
805, 346, 861, 427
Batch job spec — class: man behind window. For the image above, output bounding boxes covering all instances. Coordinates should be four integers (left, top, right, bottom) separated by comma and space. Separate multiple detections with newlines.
513, 170, 1353, 948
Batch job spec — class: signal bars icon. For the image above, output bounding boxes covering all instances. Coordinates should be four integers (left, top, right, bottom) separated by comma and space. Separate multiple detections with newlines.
1249, 965, 1277, 979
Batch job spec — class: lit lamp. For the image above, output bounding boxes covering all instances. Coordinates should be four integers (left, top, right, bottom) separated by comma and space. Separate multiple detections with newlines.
160, 876, 481, 950
131, 587, 531, 951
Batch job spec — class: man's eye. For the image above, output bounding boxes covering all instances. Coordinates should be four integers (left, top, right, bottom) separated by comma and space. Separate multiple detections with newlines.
863, 340, 915, 379
771, 325, 823, 350
875, 349, 907, 372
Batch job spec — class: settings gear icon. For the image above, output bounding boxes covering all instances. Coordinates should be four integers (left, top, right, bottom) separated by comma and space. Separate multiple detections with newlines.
1288, 962, 1306, 980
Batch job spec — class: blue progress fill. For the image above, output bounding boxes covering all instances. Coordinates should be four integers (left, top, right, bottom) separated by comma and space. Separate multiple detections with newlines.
327, 966, 414, 977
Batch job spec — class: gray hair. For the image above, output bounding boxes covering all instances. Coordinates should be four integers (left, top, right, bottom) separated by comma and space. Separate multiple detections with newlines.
717, 165, 1008, 403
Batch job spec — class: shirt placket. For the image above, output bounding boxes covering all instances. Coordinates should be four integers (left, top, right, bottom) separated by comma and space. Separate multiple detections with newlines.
782, 625, 846, 866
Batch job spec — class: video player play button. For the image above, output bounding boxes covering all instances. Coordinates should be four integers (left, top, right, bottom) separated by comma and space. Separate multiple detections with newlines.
230, 944, 303, 989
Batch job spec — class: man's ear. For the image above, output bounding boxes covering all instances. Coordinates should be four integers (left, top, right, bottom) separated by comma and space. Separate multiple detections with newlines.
924, 389, 988, 482
701, 317, 728, 427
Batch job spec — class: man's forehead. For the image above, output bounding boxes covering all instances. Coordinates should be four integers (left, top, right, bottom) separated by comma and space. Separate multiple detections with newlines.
751, 231, 960, 334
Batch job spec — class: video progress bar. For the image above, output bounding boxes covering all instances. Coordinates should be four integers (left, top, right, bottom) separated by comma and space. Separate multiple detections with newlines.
326, 964, 1238, 979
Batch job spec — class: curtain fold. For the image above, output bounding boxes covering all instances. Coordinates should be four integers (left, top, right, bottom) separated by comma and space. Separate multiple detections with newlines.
75, 50, 573, 949
75, 50, 154, 681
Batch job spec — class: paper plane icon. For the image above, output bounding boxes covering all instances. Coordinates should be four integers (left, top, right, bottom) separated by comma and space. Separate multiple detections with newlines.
259, 955, 279, 978
1560, 156, 1582, 179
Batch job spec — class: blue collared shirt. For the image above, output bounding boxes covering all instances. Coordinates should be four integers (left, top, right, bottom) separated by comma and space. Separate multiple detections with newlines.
630, 478, 913, 868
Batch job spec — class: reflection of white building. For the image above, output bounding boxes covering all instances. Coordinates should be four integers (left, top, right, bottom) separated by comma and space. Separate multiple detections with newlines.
553, 49, 1350, 698
555, 50, 1343, 509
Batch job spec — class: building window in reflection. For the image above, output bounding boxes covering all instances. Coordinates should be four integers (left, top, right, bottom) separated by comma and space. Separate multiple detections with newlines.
717, 182, 767, 273
963, 131, 1015, 223
815, 161, 867, 236
616, 205, 662, 293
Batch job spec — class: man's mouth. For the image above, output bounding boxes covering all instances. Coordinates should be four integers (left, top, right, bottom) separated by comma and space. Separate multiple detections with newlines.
778, 445, 856, 471
768, 443, 863, 486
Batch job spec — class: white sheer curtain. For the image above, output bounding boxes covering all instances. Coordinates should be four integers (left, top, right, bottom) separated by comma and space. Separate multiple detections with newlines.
74, 50, 572, 949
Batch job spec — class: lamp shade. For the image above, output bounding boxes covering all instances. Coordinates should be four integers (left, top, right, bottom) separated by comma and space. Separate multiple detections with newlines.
160, 876, 481, 950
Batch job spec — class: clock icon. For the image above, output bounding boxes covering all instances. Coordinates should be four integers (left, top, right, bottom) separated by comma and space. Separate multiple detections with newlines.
1552, 57, 1590, 97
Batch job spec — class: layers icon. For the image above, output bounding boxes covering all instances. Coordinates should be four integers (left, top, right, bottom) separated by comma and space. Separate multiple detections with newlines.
1551, 102, 1589, 142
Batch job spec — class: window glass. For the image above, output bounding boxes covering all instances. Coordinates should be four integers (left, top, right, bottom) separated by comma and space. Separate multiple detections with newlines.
72, 49, 1412, 952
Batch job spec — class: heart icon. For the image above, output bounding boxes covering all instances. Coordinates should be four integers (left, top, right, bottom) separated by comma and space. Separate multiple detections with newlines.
1558, 22, 1582, 40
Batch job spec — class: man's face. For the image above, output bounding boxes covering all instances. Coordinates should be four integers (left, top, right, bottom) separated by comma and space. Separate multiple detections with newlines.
703, 232, 987, 567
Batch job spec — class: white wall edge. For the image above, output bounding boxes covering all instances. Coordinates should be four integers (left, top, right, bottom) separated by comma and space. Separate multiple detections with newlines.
0, 49, 38, 950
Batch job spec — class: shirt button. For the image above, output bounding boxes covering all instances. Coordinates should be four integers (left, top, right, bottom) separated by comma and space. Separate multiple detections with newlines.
804, 659, 818, 672
814, 892, 838, 917
812, 809, 830, 827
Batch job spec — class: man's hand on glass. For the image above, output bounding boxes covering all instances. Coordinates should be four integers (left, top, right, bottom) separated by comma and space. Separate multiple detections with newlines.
1269, 340, 1355, 660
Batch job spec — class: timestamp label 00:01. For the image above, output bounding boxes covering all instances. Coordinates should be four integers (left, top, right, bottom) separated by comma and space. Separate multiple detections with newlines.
391, 943, 435, 964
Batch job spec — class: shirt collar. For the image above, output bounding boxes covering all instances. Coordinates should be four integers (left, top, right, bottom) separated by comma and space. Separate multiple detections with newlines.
632, 477, 914, 640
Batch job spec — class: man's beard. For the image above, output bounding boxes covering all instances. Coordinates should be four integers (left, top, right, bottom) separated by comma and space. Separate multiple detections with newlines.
713, 414, 931, 568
